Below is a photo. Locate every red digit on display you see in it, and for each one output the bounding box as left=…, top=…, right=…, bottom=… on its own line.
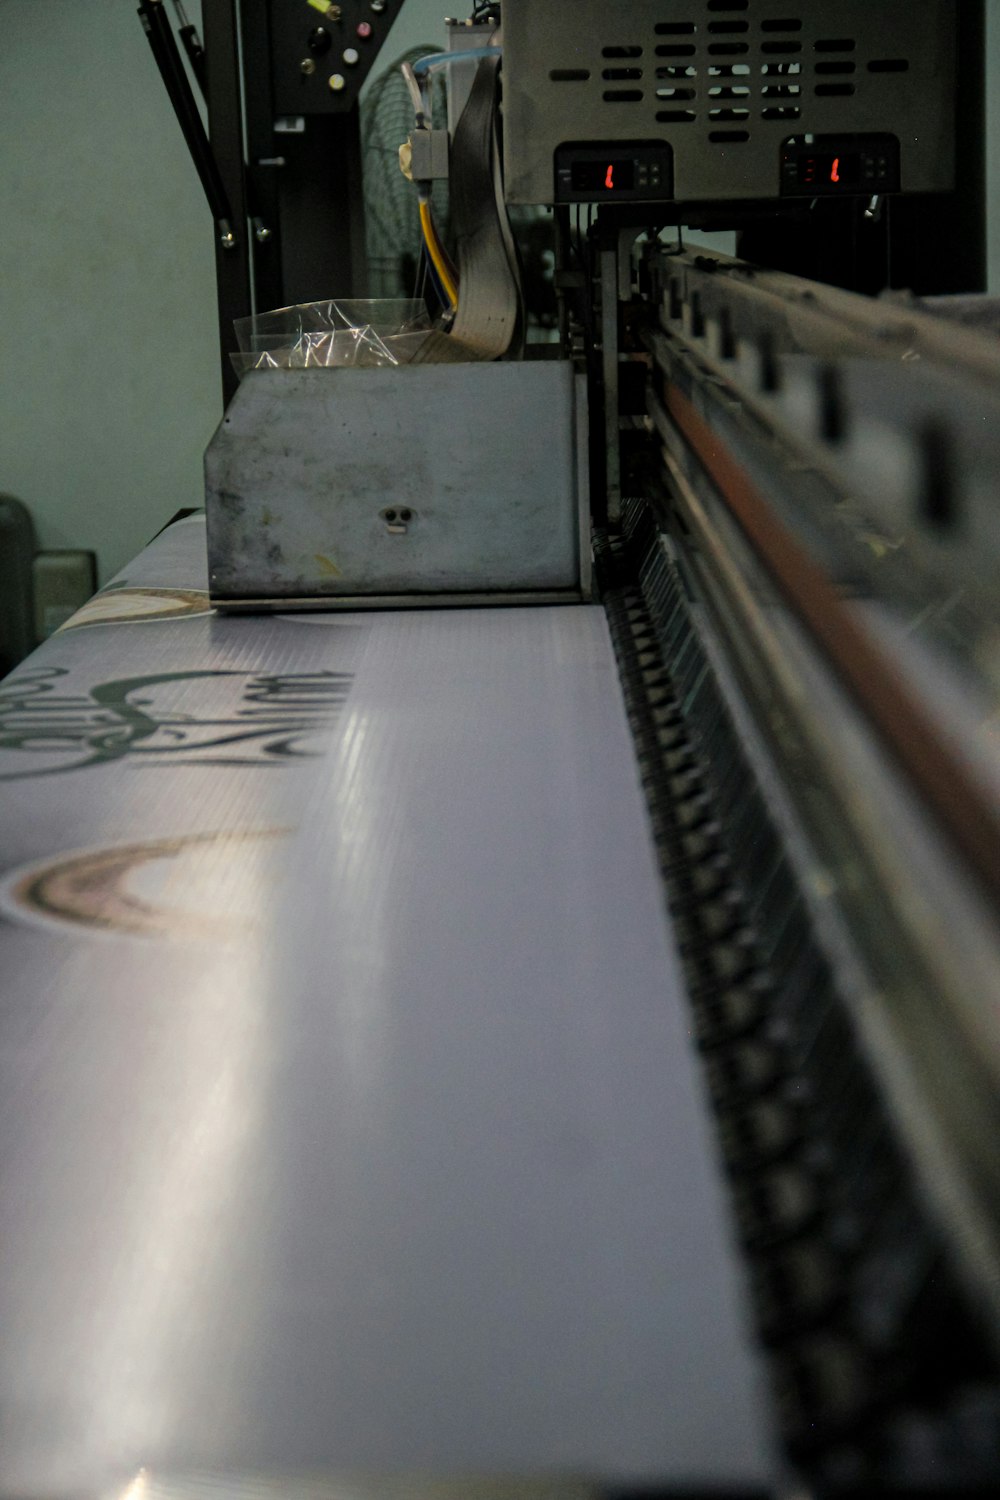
left=605, top=164, right=615, bottom=189
left=831, top=157, right=841, bottom=184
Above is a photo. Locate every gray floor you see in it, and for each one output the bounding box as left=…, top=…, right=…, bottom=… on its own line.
left=0, top=518, right=777, bottom=1496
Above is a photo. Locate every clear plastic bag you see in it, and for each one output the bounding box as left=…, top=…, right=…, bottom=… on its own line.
left=230, top=299, right=434, bottom=378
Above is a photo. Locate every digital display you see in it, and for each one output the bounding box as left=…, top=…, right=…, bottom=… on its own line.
left=797, top=151, right=861, bottom=189
left=780, top=136, right=898, bottom=200
left=570, top=159, right=636, bottom=192
left=556, top=143, right=671, bottom=202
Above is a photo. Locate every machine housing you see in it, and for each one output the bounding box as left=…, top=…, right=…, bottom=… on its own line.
left=502, top=0, right=957, bottom=206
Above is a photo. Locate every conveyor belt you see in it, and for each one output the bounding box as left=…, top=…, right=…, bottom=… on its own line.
left=0, top=517, right=777, bottom=1495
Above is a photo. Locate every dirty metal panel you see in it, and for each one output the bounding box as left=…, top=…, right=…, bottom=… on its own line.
left=0, top=516, right=778, bottom=1495
left=205, top=362, right=586, bottom=604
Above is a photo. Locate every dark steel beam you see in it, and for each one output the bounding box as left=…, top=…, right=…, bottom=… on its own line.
left=202, top=0, right=253, bottom=404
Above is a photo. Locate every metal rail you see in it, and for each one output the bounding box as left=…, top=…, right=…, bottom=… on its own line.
left=638, top=247, right=1000, bottom=1366
left=661, top=379, right=1000, bottom=913
left=644, top=248, right=1000, bottom=917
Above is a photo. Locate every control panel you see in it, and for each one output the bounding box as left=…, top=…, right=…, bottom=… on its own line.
left=270, top=0, right=405, bottom=115
left=554, top=142, right=675, bottom=204
left=780, top=134, right=901, bottom=197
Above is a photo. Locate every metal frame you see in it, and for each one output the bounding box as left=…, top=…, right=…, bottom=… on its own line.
left=202, top=0, right=406, bottom=403
left=640, top=247, right=1000, bottom=1351
left=203, top=0, right=253, bottom=404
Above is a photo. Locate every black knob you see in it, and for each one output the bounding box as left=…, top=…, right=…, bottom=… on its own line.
left=308, top=26, right=331, bottom=55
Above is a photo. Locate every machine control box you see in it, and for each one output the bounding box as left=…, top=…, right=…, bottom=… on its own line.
left=269, top=0, right=405, bottom=115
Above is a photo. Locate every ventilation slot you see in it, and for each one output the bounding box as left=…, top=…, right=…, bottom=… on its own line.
left=815, top=61, right=855, bottom=75
left=709, top=85, right=750, bottom=98
left=657, top=109, right=696, bottom=122
left=708, top=42, right=749, bottom=55
left=657, top=86, right=696, bottom=99
left=602, top=45, right=642, bottom=58
left=815, top=83, right=855, bottom=96
left=549, top=69, right=590, bottom=82
left=710, top=63, right=750, bottom=76
left=761, top=41, right=801, bottom=54
left=762, top=106, right=800, bottom=120
left=603, top=89, right=644, bottom=102
left=815, top=39, right=855, bottom=52
left=708, top=19, right=749, bottom=32
left=762, top=84, right=800, bottom=97
left=762, top=61, right=800, bottom=75
left=657, top=64, right=697, bottom=79
left=868, top=58, right=909, bottom=72
left=710, top=129, right=750, bottom=142
left=656, top=43, right=697, bottom=56
left=654, top=22, right=697, bottom=34
left=708, top=0, right=748, bottom=9
left=603, top=68, right=642, bottom=80
left=710, top=107, right=749, bottom=120
left=761, top=18, right=802, bottom=31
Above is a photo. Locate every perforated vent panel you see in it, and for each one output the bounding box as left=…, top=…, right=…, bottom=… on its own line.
left=504, top=0, right=955, bottom=204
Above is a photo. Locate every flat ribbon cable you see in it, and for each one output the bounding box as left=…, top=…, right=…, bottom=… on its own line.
left=442, top=56, right=522, bottom=360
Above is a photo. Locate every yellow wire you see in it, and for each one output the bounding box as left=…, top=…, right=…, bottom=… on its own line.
left=419, top=199, right=459, bottom=308
left=420, top=201, right=458, bottom=307
left=431, top=211, right=459, bottom=289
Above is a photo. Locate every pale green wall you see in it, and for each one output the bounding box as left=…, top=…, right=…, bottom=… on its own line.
left=0, top=0, right=221, bottom=585
left=376, top=0, right=449, bottom=67
left=0, top=1, right=997, bottom=585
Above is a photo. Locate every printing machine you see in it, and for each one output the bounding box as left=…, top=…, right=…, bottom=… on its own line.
left=2, top=2, right=999, bottom=1496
